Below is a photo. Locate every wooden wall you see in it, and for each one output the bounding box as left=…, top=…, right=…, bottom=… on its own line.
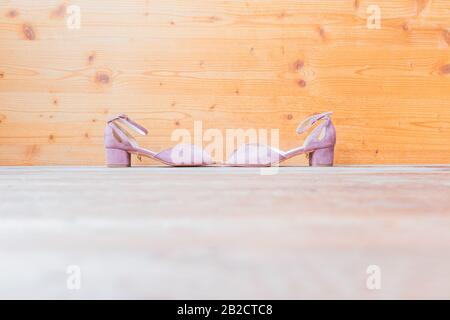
left=0, top=0, right=449, bottom=165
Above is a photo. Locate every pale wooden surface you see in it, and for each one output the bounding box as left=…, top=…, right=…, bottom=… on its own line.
left=0, top=166, right=450, bottom=299
left=1, top=0, right=450, bottom=165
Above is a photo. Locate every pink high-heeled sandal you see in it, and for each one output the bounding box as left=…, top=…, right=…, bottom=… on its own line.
left=104, top=114, right=214, bottom=167
left=225, top=111, right=336, bottom=167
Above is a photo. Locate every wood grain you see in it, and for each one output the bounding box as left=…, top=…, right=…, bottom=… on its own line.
left=0, top=0, right=450, bottom=165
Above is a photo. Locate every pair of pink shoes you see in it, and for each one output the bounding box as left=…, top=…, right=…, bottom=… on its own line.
left=104, top=112, right=336, bottom=167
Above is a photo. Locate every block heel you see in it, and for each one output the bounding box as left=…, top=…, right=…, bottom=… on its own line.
left=309, top=146, right=334, bottom=167
left=106, top=148, right=131, bottom=167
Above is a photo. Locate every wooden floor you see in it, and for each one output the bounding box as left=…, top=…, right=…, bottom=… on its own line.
left=1, top=166, right=450, bottom=299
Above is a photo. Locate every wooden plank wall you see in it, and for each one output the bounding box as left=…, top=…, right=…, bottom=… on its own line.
left=0, top=0, right=449, bottom=165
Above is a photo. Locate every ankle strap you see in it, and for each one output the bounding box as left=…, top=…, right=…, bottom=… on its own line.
left=108, top=114, right=148, bottom=136
left=296, top=111, right=332, bottom=134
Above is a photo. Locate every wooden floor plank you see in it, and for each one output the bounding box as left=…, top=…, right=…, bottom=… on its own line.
left=0, top=166, right=449, bottom=299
